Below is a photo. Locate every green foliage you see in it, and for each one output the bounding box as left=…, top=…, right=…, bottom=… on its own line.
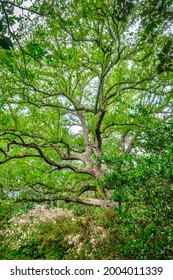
left=0, top=35, right=13, bottom=50
left=118, top=205, right=172, bottom=260
left=25, top=41, right=46, bottom=60
left=0, top=205, right=75, bottom=260
left=100, top=121, right=173, bottom=259
left=0, top=201, right=10, bottom=228
left=0, top=200, right=35, bottom=228
left=157, top=39, right=173, bottom=73
left=139, top=0, right=173, bottom=38
left=65, top=208, right=122, bottom=260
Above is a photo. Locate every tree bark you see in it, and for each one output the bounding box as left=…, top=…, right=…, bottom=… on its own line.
left=14, top=195, right=118, bottom=208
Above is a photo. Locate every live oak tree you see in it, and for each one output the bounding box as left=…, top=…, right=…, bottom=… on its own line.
left=0, top=0, right=173, bottom=207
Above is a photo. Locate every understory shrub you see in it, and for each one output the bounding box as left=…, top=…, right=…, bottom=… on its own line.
left=65, top=208, right=123, bottom=260
left=100, top=147, right=173, bottom=260
left=0, top=205, right=122, bottom=260
left=0, top=205, right=75, bottom=259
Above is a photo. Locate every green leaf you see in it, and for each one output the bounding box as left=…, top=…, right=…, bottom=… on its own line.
left=140, top=10, right=148, bottom=17
left=0, top=36, right=14, bottom=50
left=140, top=18, right=147, bottom=28
left=145, top=22, right=158, bottom=34
left=82, top=8, right=87, bottom=18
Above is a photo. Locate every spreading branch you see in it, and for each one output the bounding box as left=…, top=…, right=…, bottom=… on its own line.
left=0, top=1, right=46, bottom=16
left=14, top=195, right=117, bottom=208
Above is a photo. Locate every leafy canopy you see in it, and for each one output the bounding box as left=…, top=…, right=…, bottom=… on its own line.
left=0, top=0, right=172, bottom=207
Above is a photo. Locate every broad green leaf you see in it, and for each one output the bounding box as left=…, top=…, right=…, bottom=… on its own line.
left=0, top=36, right=14, bottom=50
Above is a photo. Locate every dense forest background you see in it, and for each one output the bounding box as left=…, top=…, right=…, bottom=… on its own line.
left=0, top=0, right=172, bottom=260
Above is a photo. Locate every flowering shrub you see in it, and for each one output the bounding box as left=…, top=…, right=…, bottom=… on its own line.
left=65, top=209, right=122, bottom=260
left=0, top=205, right=75, bottom=259
left=0, top=205, right=122, bottom=260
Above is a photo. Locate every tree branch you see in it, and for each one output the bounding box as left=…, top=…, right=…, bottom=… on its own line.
left=102, top=122, right=141, bottom=132
left=4, top=139, right=94, bottom=176
left=1, top=1, right=45, bottom=16
left=0, top=153, right=40, bottom=164
left=51, top=143, right=86, bottom=164
left=94, top=110, right=106, bottom=154
left=0, top=148, right=7, bottom=157
left=77, top=111, right=90, bottom=149
left=14, top=195, right=117, bottom=208
left=125, top=135, right=138, bottom=154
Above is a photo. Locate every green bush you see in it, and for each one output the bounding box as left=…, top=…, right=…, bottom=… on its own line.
left=0, top=205, right=75, bottom=260
left=65, top=208, right=123, bottom=260
left=100, top=128, right=173, bottom=259
left=0, top=205, right=123, bottom=260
